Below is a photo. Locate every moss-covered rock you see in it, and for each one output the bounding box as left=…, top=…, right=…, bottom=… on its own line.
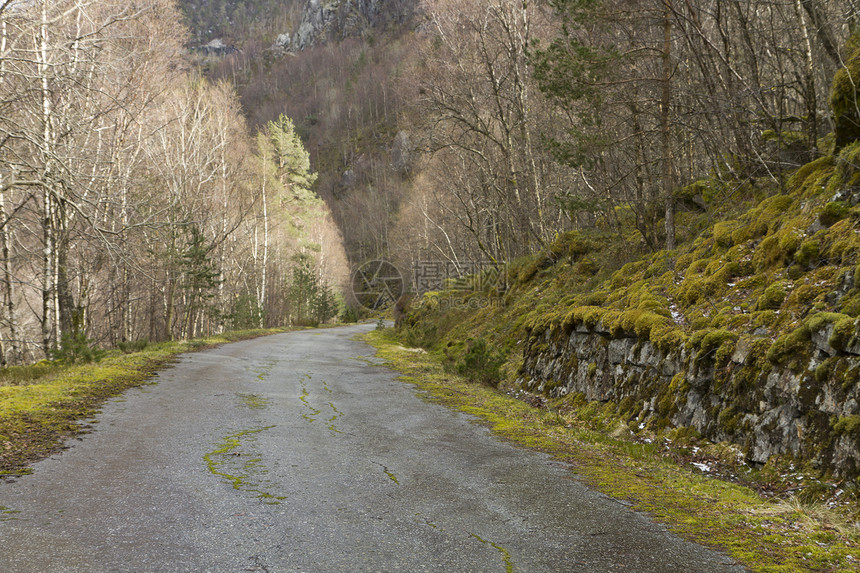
left=819, top=201, right=849, bottom=227
left=831, top=34, right=860, bottom=152
left=756, top=283, right=787, bottom=310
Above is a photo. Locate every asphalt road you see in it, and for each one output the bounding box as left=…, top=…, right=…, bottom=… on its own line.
left=0, top=323, right=746, bottom=572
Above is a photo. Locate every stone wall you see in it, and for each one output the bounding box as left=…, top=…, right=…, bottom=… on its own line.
left=518, top=318, right=860, bottom=477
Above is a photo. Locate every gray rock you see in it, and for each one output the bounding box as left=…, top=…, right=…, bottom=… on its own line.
left=520, top=319, right=860, bottom=477
left=731, top=337, right=753, bottom=364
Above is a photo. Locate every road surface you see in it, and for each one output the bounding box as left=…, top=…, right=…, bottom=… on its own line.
left=0, top=323, right=745, bottom=572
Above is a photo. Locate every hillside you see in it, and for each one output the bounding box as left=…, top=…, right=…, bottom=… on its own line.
left=396, top=79, right=860, bottom=483
left=177, top=0, right=417, bottom=264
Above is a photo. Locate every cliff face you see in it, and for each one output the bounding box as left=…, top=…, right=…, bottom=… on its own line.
left=520, top=308, right=860, bottom=477
left=283, top=0, right=416, bottom=51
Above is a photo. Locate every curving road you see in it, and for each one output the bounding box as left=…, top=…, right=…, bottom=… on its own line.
left=0, top=323, right=746, bottom=572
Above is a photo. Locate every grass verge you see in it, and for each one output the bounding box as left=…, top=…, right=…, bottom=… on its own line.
left=365, top=327, right=860, bottom=573
left=0, top=328, right=291, bottom=477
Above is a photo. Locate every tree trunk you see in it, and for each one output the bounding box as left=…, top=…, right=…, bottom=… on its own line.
left=661, top=0, right=676, bottom=250
left=794, top=0, right=818, bottom=153
left=0, top=180, right=20, bottom=365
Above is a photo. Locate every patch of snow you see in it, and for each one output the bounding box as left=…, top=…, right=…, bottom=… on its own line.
left=692, top=462, right=711, bottom=472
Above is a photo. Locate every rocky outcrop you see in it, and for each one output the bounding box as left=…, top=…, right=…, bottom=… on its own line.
left=279, top=0, right=416, bottom=51
left=191, top=38, right=239, bottom=57
left=519, top=315, right=860, bottom=477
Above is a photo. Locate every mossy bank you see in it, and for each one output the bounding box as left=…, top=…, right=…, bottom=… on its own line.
left=396, top=58, right=860, bottom=483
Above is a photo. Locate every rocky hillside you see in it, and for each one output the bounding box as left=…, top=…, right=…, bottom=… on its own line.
left=397, top=51, right=860, bottom=479
left=282, top=0, right=416, bottom=51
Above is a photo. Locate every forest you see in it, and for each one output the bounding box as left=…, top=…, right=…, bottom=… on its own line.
left=0, top=0, right=347, bottom=366
left=199, top=0, right=859, bottom=269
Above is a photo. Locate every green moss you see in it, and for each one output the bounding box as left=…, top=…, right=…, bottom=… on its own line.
left=610, top=260, right=649, bottom=289
left=788, top=155, right=835, bottom=191
left=756, top=283, right=787, bottom=310
left=650, top=323, right=687, bottom=353
left=778, top=230, right=801, bottom=259
left=755, top=231, right=801, bottom=271
left=767, top=323, right=812, bottom=367
left=629, top=310, right=672, bottom=339
left=832, top=415, right=860, bottom=436
left=203, top=425, right=286, bottom=504
left=829, top=316, right=858, bottom=351
left=584, top=290, right=608, bottom=306
left=745, top=194, right=795, bottom=241
left=820, top=202, right=850, bottom=227
left=796, top=240, right=821, bottom=268
left=713, top=221, right=738, bottom=249
left=693, top=329, right=739, bottom=364
left=831, top=35, right=860, bottom=151
left=238, top=393, right=269, bottom=410
left=785, top=284, right=819, bottom=310
left=717, top=405, right=741, bottom=434
left=807, top=312, right=851, bottom=333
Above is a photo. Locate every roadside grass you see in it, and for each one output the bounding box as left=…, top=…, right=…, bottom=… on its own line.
left=0, top=328, right=291, bottom=477
left=365, top=327, right=860, bottom=573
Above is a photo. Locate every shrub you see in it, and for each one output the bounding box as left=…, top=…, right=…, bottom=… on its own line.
left=117, top=339, right=149, bottom=354
left=339, top=304, right=359, bottom=323
left=51, top=332, right=104, bottom=364
left=455, top=337, right=506, bottom=387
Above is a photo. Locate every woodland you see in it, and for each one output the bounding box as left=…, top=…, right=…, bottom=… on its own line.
left=0, top=0, right=858, bottom=366
left=200, top=0, right=858, bottom=268
left=0, top=0, right=347, bottom=366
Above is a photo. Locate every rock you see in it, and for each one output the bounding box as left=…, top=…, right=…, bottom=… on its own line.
left=288, top=0, right=415, bottom=51
left=810, top=322, right=837, bottom=356
left=832, top=49, right=860, bottom=151
left=192, top=38, right=238, bottom=57
left=341, top=169, right=356, bottom=187
left=607, top=338, right=634, bottom=365
left=731, top=337, right=753, bottom=364
left=807, top=217, right=826, bottom=235
left=520, top=319, right=860, bottom=478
